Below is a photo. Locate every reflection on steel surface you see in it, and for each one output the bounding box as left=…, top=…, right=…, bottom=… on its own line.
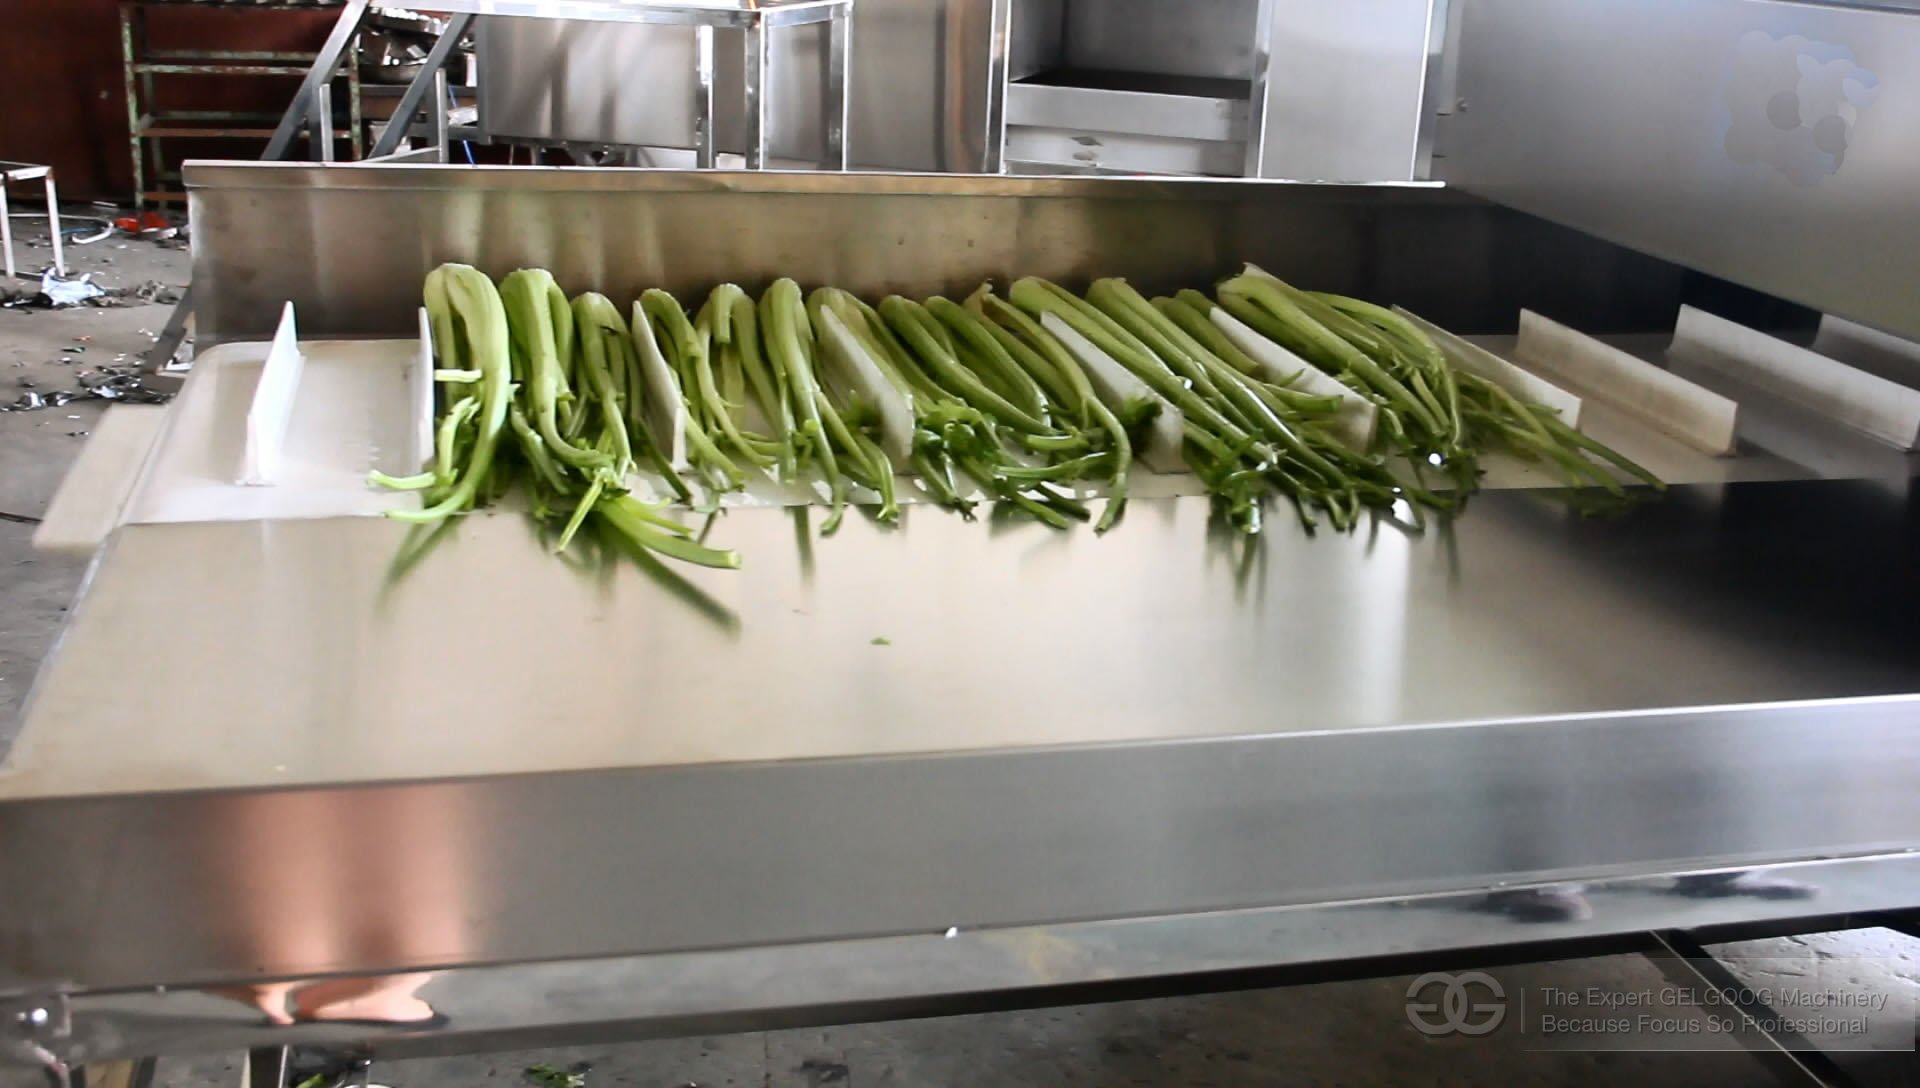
left=13, top=483, right=1920, bottom=798
left=4, top=479, right=1920, bottom=996
left=1255, top=0, right=1438, bottom=181
left=1721, top=31, right=1879, bottom=186
left=178, top=164, right=1688, bottom=348
left=1440, top=0, right=1920, bottom=341
left=22, top=854, right=1920, bottom=1068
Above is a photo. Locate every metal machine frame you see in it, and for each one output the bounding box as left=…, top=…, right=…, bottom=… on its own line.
left=138, top=0, right=857, bottom=377
left=442, top=0, right=855, bottom=171
left=20, top=0, right=1920, bottom=1082
left=6, top=164, right=1920, bottom=1086
left=119, top=0, right=367, bottom=209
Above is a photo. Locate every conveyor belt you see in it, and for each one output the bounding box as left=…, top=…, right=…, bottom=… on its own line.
left=8, top=473, right=1920, bottom=799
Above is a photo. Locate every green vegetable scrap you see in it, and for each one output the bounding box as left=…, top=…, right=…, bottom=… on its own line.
left=524, top=1064, right=588, bottom=1088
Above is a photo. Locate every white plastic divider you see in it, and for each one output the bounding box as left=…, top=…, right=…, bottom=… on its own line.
left=1811, top=314, right=1920, bottom=390
left=409, top=306, right=437, bottom=472
left=631, top=300, right=691, bottom=470
left=240, top=302, right=304, bottom=485
left=1042, top=311, right=1186, bottom=473
left=1669, top=306, right=1920, bottom=451
left=1206, top=307, right=1377, bottom=451
left=817, top=307, right=915, bottom=470
left=1393, top=307, right=1583, bottom=429
left=119, top=310, right=428, bottom=527
left=1513, top=310, right=1738, bottom=456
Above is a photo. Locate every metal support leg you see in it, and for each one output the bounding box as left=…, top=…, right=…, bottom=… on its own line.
left=743, top=21, right=770, bottom=169
left=243, top=1046, right=289, bottom=1088
left=311, top=83, right=335, bottom=163
left=1242, top=0, right=1276, bottom=178
left=263, top=0, right=371, bottom=161
left=347, top=42, right=365, bottom=160
left=983, top=0, right=1012, bottom=174
left=135, top=5, right=156, bottom=152
left=824, top=12, right=851, bottom=170
left=0, top=184, right=13, bottom=280
left=694, top=24, right=717, bottom=169
left=366, top=11, right=475, bottom=160
left=141, top=284, right=193, bottom=379
left=45, top=173, right=66, bottom=278
left=432, top=69, right=451, bottom=162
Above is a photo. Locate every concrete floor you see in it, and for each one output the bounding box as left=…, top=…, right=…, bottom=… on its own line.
left=3, top=225, right=1918, bottom=1087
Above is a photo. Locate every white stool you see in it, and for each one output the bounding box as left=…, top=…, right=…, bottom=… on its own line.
left=0, top=161, right=67, bottom=279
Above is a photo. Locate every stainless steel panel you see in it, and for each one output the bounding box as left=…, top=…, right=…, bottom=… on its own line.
left=1005, top=125, right=1245, bottom=175
left=5, top=581, right=1920, bottom=990
left=478, top=0, right=1005, bottom=172
left=1005, top=82, right=1246, bottom=142
left=1413, top=0, right=1451, bottom=179
left=28, top=476, right=1920, bottom=798
left=178, top=164, right=1693, bottom=345
left=1440, top=0, right=1920, bottom=343
left=1061, top=0, right=1258, bottom=80
left=1242, top=0, right=1275, bottom=176
left=1259, top=0, right=1437, bottom=180
left=476, top=17, right=832, bottom=161
left=983, top=0, right=1012, bottom=172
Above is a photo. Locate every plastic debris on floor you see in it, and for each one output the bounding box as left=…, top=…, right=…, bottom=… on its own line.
left=1, top=363, right=174, bottom=412
left=2, top=275, right=181, bottom=310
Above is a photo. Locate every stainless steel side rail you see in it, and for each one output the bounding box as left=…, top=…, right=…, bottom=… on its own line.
left=5, top=854, right=1918, bottom=1083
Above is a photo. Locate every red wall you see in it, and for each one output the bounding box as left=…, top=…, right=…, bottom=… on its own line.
left=0, top=0, right=337, bottom=201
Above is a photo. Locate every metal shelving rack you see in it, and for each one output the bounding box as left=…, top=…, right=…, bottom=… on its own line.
left=119, top=0, right=364, bottom=208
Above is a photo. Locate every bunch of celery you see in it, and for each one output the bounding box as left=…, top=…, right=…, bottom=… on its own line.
left=372, top=264, right=740, bottom=570
left=1215, top=267, right=1662, bottom=501
left=844, top=288, right=1138, bottom=531
left=643, top=280, right=1142, bottom=533
left=625, top=279, right=898, bottom=535
left=1009, top=277, right=1432, bottom=533
left=381, top=264, right=1665, bottom=565
left=1217, top=269, right=1468, bottom=486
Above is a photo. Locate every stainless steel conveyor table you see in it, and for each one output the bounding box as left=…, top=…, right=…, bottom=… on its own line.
left=3, top=166, right=1920, bottom=1086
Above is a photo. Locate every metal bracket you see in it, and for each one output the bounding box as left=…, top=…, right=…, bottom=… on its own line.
left=1, top=994, right=74, bottom=1088
left=1647, top=931, right=1859, bottom=1088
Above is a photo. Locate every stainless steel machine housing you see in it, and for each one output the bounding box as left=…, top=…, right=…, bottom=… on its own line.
left=476, top=0, right=1446, bottom=181
left=7, top=0, right=1920, bottom=1077
left=1, top=161, right=1917, bottom=1076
